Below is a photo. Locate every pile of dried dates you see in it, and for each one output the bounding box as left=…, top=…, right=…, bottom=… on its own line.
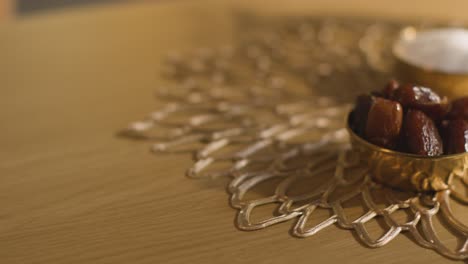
left=350, top=80, right=468, bottom=156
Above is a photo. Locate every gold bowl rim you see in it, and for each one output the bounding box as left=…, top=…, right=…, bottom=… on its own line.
left=393, top=26, right=468, bottom=77
left=346, top=112, right=468, bottom=161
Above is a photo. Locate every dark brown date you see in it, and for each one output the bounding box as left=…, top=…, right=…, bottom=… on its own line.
left=447, top=97, right=468, bottom=120
left=382, top=79, right=400, bottom=99
left=403, top=109, right=443, bottom=156
left=443, top=119, right=468, bottom=154
left=365, top=97, right=403, bottom=149
left=392, top=84, right=449, bottom=120
left=352, top=95, right=375, bottom=136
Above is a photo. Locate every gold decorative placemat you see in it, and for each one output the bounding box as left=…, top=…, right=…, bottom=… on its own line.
left=121, top=15, right=467, bottom=261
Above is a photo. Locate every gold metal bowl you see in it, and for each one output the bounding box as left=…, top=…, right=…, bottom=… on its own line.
left=347, top=114, right=468, bottom=192
left=393, top=27, right=468, bottom=99
left=395, top=60, right=468, bottom=99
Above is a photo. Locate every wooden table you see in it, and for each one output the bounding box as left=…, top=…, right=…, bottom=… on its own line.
left=1, top=1, right=466, bottom=263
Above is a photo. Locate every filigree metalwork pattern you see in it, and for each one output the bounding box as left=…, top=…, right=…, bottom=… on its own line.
left=121, top=16, right=467, bottom=260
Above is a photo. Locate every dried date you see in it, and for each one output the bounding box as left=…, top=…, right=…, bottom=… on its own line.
left=403, top=110, right=443, bottom=156
left=365, top=98, right=403, bottom=149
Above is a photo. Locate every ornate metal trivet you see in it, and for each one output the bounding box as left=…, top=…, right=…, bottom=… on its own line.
left=121, top=15, right=467, bottom=260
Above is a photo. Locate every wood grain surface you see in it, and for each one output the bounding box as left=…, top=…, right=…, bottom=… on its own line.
left=1, top=1, right=467, bottom=263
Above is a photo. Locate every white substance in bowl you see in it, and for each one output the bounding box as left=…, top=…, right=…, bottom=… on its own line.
left=394, top=28, right=468, bottom=74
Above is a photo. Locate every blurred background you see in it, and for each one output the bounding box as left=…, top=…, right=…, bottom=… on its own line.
left=0, top=0, right=135, bottom=20
left=2, top=0, right=468, bottom=22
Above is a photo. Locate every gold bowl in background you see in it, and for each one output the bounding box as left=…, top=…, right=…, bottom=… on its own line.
left=347, top=114, right=468, bottom=192
left=395, top=60, right=468, bottom=99
left=393, top=27, right=468, bottom=99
